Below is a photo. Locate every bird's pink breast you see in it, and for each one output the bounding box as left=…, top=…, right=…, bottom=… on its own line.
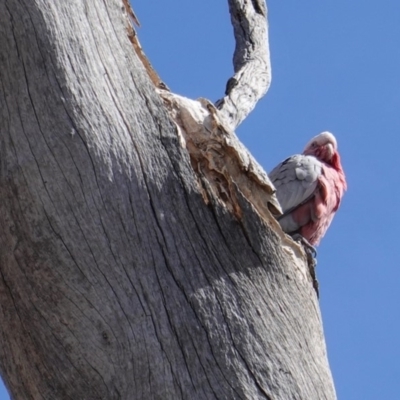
left=292, top=164, right=345, bottom=245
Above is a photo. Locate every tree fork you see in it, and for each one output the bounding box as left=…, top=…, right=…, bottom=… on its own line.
left=0, top=0, right=336, bottom=399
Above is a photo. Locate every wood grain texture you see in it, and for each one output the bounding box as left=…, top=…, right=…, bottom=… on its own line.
left=0, top=1, right=335, bottom=399
left=215, top=0, right=272, bottom=130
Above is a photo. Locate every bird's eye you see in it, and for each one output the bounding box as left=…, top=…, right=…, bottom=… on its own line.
left=311, top=142, right=317, bottom=148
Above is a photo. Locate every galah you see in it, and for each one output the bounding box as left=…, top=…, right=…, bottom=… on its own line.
left=269, top=131, right=347, bottom=247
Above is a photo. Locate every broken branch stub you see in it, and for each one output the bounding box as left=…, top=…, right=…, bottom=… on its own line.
left=160, top=91, right=282, bottom=225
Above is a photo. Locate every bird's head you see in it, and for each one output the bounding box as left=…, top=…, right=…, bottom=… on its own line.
left=303, top=131, right=338, bottom=163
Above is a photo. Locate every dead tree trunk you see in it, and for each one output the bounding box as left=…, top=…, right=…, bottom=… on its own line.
left=0, top=1, right=336, bottom=399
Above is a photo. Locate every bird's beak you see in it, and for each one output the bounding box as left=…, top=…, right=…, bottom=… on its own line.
left=326, top=143, right=334, bottom=160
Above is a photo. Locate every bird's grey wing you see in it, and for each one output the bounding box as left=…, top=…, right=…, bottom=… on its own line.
left=269, top=154, right=322, bottom=214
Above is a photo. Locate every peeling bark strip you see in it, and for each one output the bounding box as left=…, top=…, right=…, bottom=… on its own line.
left=0, top=0, right=336, bottom=399
left=122, top=0, right=169, bottom=90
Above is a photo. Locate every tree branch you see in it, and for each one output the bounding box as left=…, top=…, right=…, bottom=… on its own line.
left=127, top=0, right=271, bottom=131
left=216, top=0, right=272, bottom=130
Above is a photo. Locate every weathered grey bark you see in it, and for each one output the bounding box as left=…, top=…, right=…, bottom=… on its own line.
left=0, top=1, right=336, bottom=399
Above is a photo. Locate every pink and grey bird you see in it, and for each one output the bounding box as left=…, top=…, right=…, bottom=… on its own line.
left=269, top=132, right=347, bottom=246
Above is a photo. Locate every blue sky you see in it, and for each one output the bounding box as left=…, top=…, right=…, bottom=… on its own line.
left=1, top=1, right=400, bottom=398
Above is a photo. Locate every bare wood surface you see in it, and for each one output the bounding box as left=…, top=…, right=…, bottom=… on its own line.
left=0, top=1, right=336, bottom=399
